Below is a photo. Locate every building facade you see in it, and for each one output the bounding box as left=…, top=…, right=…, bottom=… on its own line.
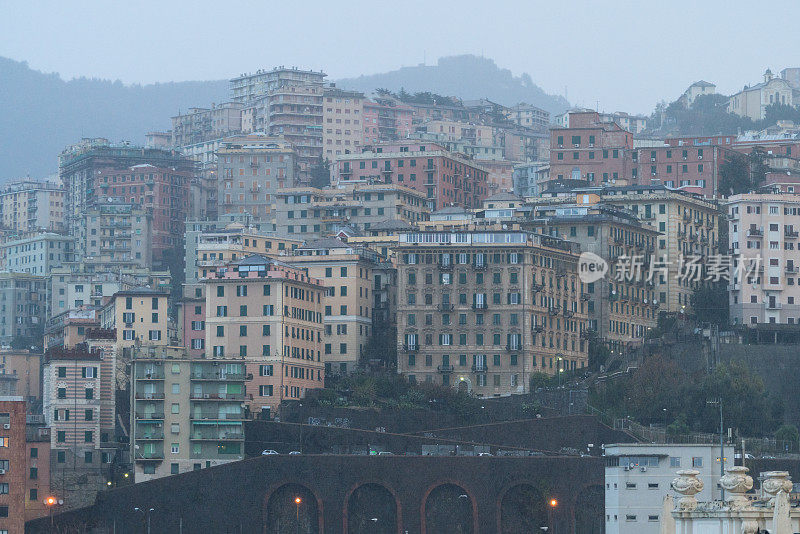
left=84, top=203, right=153, bottom=269
left=171, top=102, right=243, bottom=148
left=362, top=98, right=413, bottom=144
left=272, top=184, right=430, bottom=242
left=0, top=397, right=26, bottom=534
left=605, top=443, right=732, bottom=534
left=217, top=135, right=297, bottom=220
left=727, top=69, right=800, bottom=121
left=203, top=255, right=325, bottom=417
left=130, top=346, right=245, bottom=482
left=726, top=193, right=800, bottom=325
left=0, top=233, right=74, bottom=275
left=395, top=231, right=589, bottom=396
left=0, top=180, right=65, bottom=234
left=0, top=273, right=47, bottom=345
left=333, top=141, right=491, bottom=211
left=58, top=138, right=194, bottom=265
left=323, top=87, right=365, bottom=159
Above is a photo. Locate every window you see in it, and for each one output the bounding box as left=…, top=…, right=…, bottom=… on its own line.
left=84, top=451, right=93, bottom=463
left=171, top=463, right=179, bottom=474
left=670, top=457, right=681, bottom=468
left=171, top=443, right=179, bottom=454
left=692, top=457, right=703, bottom=467
left=85, top=431, right=93, bottom=443
left=259, top=385, right=273, bottom=396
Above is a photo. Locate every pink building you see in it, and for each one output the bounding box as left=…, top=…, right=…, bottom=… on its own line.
left=180, top=286, right=206, bottom=358
left=363, top=99, right=413, bottom=144
left=333, top=141, right=490, bottom=211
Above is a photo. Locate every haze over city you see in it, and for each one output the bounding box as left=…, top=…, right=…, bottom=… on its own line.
left=2, top=0, right=799, bottom=113
left=5, top=2, right=800, bottom=533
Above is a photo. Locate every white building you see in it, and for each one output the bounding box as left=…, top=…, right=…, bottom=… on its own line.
left=605, top=443, right=733, bottom=534
left=728, top=69, right=800, bottom=122
left=1, top=232, right=75, bottom=275
left=679, top=81, right=716, bottom=107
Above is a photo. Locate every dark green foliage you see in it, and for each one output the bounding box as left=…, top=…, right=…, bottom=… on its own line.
left=590, top=355, right=782, bottom=437
left=309, top=157, right=331, bottom=189
left=691, top=283, right=730, bottom=326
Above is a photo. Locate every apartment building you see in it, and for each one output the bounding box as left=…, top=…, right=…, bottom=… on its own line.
left=0, top=232, right=74, bottom=275
left=171, top=102, right=243, bottom=148
left=333, top=141, right=491, bottom=211
left=203, top=255, right=325, bottom=417
left=363, top=98, right=413, bottom=144
left=536, top=204, right=660, bottom=352
left=101, top=288, right=171, bottom=356
left=504, top=103, right=550, bottom=129
left=512, top=162, right=549, bottom=197
left=289, top=239, right=386, bottom=374
left=605, top=443, right=732, bottom=534
left=84, top=203, right=152, bottom=269
left=44, top=308, right=100, bottom=351
left=273, top=184, right=430, bottom=242
left=549, top=111, right=635, bottom=188
left=58, top=138, right=194, bottom=263
left=395, top=231, right=589, bottom=396
left=590, top=186, right=720, bottom=313
left=217, top=135, right=297, bottom=219
left=0, top=272, right=47, bottom=345
left=24, top=421, right=51, bottom=522
left=555, top=109, right=648, bottom=134
left=323, top=87, right=365, bottom=158
left=634, top=143, right=739, bottom=197
left=0, top=397, right=26, bottom=534
left=414, top=119, right=495, bottom=147
left=230, top=67, right=326, bottom=106
left=191, top=224, right=303, bottom=282
left=130, top=346, right=245, bottom=482
left=0, top=350, right=40, bottom=403
left=0, top=179, right=65, bottom=233
left=42, top=344, right=116, bottom=506
left=49, top=262, right=170, bottom=319
left=726, top=193, right=800, bottom=325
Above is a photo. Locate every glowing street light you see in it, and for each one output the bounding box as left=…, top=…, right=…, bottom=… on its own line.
left=549, top=498, right=558, bottom=508
left=294, top=496, right=302, bottom=534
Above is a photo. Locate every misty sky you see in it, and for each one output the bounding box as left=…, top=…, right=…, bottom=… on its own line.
left=2, top=0, right=800, bottom=114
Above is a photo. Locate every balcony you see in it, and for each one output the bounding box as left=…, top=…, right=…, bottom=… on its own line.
left=135, top=451, right=164, bottom=461
left=437, top=365, right=454, bottom=373
left=548, top=307, right=560, bottom=316
left=134, top=412, right=165, bottom=420
left=134, top=392, right=165, bottom=400
left=402, top=344, right=419, bottom=352
left=563, top=309, right=575, bottom=318
left=580, top=292, right=591, bottom=301
left=473, top=263, right=487, bottom=271
left=190, top=372, right=246, bottom=381
left=190, top=412, right=245, bottom=421
left=505, top=345, right=521, bottom=352
left=438, top=262, right=453, bottom=271
left=532, top=283, right=545, bottom=293
left=438, top=303, right=454, bottom=311
left=786, top=230, right=799, bottom=239
left=190, top=393, right=246, bottom=401
left=135, top=370, right=165, bottom=380
left=767, top=302, right=783, bottom=310
left=135, top=432, right=164, bottom=441
left=532, top=324, right=544, bottom=334
left=472, top=302, right=488, bottom=310
left=787, top=266, right=799, bottom=274
left=471, top=363, right=488, bottom=372
left=746, top=228, right=763, bottom=238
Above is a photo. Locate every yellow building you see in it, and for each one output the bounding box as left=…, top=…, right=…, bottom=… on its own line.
left=289, top=238, right=394, bottom=374
left=203, top=255, right=325, bottom=417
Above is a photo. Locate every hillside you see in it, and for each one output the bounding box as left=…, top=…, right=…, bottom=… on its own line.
left=0, top=57, right=228, bottom=179
left=336, top=54, right=569, bottom=115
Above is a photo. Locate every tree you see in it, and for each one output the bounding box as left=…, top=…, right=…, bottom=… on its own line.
left=748, top=148, right=770, bottom=187
left=719, top=154, right=751, bottom=195
left=691, top=283, right=729, bottom=326
left=627, top=355, right=686, bottom=425
left=309, top=157, right=331, bottom=189
left=587, top=337, right=610, bottom=369
left=764, top=103, right=800, bottom=124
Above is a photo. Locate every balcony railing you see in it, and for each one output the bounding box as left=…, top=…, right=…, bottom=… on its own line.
left=746, top=228, right=763, bottom=238
left=134, top=393, right=165, bottom=400
left=786, top=230, right=799, bottom=239
left=438, top=303, right=454, bottom=311
left=581, top=292, right=591, bottom=301
left=472, top=303, right=488, bottom=310
left=767, top=302, right=783, bottom=310
left=135, top=452, right=164, bottom=460
left=402, top=344, right=419, bottom=352
left=563, top=310, right=575, bottom=318
left=190, top=372, right=246, bottom=381
left=135, top=433, right=164, bottom=440
left=437, top=365, right=454, bottom=373
left=438, top=263, right=453, bottom=271
left=531, top=283, right=545, bottom=293
left=134, top=412, right=165, bottom=420
left=190, top=412, right=245, bottom=421
left=471, top=363, right=488, bottom=372
left=548, top=307, right=560, bottom=316
left=190, top=393, right=246, bottom=401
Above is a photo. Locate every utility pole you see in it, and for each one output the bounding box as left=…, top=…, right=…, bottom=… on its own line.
left=707, top=398, right=725, bottom=500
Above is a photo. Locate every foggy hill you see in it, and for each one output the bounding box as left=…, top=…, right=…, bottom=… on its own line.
left=0, top=56, right=228, bottom=179
left=336, top=54, right=569, bottom=115
left=0, top=54, right=568, bottom=180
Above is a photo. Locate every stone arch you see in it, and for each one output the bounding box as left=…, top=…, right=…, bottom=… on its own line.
left=343, top=481, right=401, bottom=534
left=497, top=482, right=549, bottom=534
left=455, top=375, right=472, bottom=393
left=264, top=482, right=322, bottom=534
left=574, top=483, right=604, bottom=534
left=421, top=481, right=477, bottom=534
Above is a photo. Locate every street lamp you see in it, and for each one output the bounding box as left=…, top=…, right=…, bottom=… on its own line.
left=556, top=357, right=563, bottom=387
left=134, top=507, right=155, bottom=534
left=548, top=498, right=558, bottom=533
left=294, top=497, right=302, bottom=534
left=45, top=496, right=62, bottom=530
left=663, top=408, right=668, bottom=441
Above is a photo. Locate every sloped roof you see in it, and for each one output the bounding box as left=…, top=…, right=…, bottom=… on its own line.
left=485, top=191, right=522, bottom=202
left=298, top=237, right=349, bottom=250
left=369, top=219, right=413, bottom=231
left=434, top=206, right=469, bottom=215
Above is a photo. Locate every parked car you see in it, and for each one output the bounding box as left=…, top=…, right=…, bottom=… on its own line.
left=377, top=451, right=394, bottom=456
left=477, top=452, right=493, bottom=457
left=261, top=449, right=279, bottom=456
left=288, top=451, right=302, bottom=455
